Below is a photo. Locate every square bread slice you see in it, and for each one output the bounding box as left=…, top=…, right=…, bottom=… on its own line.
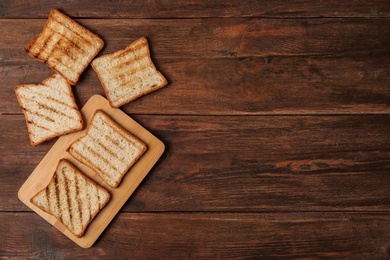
left=14, top=74, right=84, bottom=146
left=31, top=159, right=110, bottom=238
left=67, top=110, right=147, bottom=188
left=91, top=37, right=168, bottom=108
left=24, top=9, right=104, bottom=85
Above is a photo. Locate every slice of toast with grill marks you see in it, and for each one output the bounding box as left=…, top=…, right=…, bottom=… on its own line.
left=91, top=37, right=167, bottom=108
left=67, top=110, right=147, bottom=188
left=24, top=9, right=104, bottom=85
left=14, top=74, right=84, bottom=146
left=31, top=159, right=110, bottom=238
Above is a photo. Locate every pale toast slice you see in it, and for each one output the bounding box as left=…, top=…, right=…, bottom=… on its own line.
left=24, top=9, right=104, bottom=85
left=14, top=74, right=84, bottom=146
left=67, top=110, right=147, bottom=188
left=91, top=37, right=167, bottom=108
left=31, top=159, right=110, bottom=238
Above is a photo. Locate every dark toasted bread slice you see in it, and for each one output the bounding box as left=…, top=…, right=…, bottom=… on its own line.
left=24, top=9, right=104, bottom=85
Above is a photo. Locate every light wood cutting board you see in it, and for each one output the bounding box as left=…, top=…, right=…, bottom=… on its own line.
left=18, top=94, right=165, bottom=248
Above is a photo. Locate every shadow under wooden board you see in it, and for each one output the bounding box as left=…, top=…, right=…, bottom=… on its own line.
left=18, top=94, right=165, bottom=248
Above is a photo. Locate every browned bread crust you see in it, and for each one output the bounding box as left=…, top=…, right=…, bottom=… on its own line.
left=24, top=9, right=104, bottom=85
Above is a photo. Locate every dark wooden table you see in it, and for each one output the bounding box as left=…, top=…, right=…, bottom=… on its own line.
left=1, top=1, right=390, bottom=258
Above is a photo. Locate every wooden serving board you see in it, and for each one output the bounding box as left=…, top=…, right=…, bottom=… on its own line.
left=18, top=95, right=165, bottom=248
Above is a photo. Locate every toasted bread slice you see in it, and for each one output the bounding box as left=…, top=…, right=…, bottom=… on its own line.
left=14, top=74, right=84, bottom=146
left=31, top=159, right=110, bottom=238
left=91, top=37, right=167, bottom=108
left=67, top=110, right=147, bottom=188
left=24, top=9, right=104, bottom=85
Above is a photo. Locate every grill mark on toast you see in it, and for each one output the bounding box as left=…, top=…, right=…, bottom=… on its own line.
left=24, top=112, right=53, bottom=130
left=88, top=132, right=127, bottom=170
left=114, top=40, right=147, bottom=59
left=125, top=39, right=148, bottom=52
left=54, top=174, right=62, bottom=220
left=61, top=167, right=74, bottom=232
left=24, top=38, right=38, bottom=56
left=94, top=118, right=130, bottom=147
left=111, top=62, right=152, bottom=91
left=49, top=47, right=78, bottom=71
left=70, top=148, right=114, bottom=183
left=107, top=67, right=150, bottom=91
left=45, top=186, right=50, bottom=212
left=49, top=38, right=80, bottom=68
left=41, top=32, right=58, bottom=63
left=40, top=82, right=74, bottom=103
left=56, top=170, right=67, bottom=224
left=111, top=49, right=126, bottom=59
left=24, top=111, right=55, bottom=132
left=97, top=114, right=145, bottom=148
left=30, top=89, right=74, bottom=109
left=21, top=96, right=77, bottom=127
left=30, top=119, right=52, bottom=131
left=36, top=103, right=57, bottom=116
left=38, top=83, right=78, bottom=110
left=93, top=129, right=129, bottom=166
left=51, top=13, right=95, bottom=46
left=75, top=174, right=83, bottom=231
left=29, top=31, right=54, bottom=60
left=25, top=114, right=53, bottom=132
left=46, top=23, right=87, bottom=55
left=96, top=186, right=101, bottom=208
left=108, top=48, right=148, bottom=73
left=84, top=178, right=91, bottom=221
left=79, top=139, right=122, bottom=176
left=47, top=179, right=56, bottom=217
left=44, top=52, right=78, bottom=75
left=28, top=88, right=78, bottom=117
left=45, top=28, right=87, bottom=66
left=111, top=75, right=145, bottom=96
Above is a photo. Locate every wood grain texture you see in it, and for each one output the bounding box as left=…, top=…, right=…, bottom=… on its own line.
left=1, top=212, right=390, bottom=258
left=1, top=1, right=389, bottom=256
left=3, top=55, right=389, bottom=115
left=1, top=18, right=389, bottom=114
left=1, top=18, right=389, bottom=59
left=0, top=0, right=389, bottom=18
left=2, top=114, right=389, bottom=212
